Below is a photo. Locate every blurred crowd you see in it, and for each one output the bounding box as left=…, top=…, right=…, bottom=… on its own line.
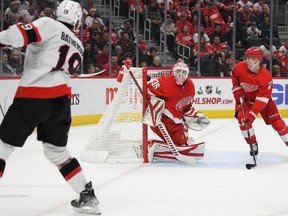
left=0, top=0, right=287, bottom=77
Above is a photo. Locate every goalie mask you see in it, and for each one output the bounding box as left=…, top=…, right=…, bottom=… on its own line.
left=57, top=0, right=83, bottom=31
left=172, top=62, right=189, bottom=85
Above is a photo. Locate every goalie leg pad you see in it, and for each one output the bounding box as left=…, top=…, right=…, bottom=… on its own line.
left=149, top=141, right=205, bottom=162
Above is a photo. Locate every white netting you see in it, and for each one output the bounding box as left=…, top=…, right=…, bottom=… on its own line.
left=80, top=67, right=171, bottom=163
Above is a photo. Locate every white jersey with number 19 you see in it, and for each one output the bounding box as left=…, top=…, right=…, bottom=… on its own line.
left=0, top=17, right=84, bottom=99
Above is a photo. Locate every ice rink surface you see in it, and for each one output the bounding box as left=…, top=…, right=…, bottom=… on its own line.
left=1, top=118, right=288, bottom=216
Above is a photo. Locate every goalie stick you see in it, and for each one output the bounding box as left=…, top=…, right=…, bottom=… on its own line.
left=128, top=68, right=196, bottom=165
left=240, top=97, right=257, bottom=170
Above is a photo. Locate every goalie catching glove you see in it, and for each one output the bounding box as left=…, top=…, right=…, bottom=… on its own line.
left=183, top=107, right=210, bottom=131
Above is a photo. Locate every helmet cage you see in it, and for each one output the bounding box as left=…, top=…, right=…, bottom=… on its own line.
left=173, top=62, right=189, bottom=85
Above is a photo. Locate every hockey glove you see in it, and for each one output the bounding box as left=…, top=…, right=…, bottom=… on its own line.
left=232, top=86, right=245, bottom=103
left=184, top=108, right=210, bottom=131
left=242, top=109, right=257, bottom=125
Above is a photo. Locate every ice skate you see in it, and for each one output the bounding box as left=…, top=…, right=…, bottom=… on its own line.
left=71, top=181, right=101, bottom=215
left=250, top=143, right=258, bottom=156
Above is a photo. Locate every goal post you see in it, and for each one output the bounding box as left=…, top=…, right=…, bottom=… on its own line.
left=80, top=67, right=172, bottom=163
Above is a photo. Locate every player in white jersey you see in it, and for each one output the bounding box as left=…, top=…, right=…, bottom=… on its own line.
left=0, top=1, right=100, bottom=215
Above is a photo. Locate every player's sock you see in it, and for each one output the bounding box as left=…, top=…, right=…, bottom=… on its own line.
left=59, top=157, right=87, bottom=193
left=0, top=159, right=6, bottom=180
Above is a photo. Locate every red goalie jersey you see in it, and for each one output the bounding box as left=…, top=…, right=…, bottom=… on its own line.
left=147, top=74, right=195, bottom=124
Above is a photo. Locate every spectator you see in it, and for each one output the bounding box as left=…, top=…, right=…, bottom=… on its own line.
left=113, top=45, right=126, bottom=66
left=85, top=6, right=101, bottom=28
left=216, top=0, right=234, bottom=20
left=192, top=35, right=212, bottom=76
left=9, top=49, right=23, bottom=75
left=117, top=19, right=136, bottom=42
left=175, top=2, right=191, bottom=21
left=86, top=63, right=96, bottom=74
left=116, top=31, right=136, bottom=59
left=209, top=23, right=227, bottom=44
left=279, top=51, right=288, bottom=77
left=260, top=37, right=280, bottom=73
left=246, top=21, right=261, bottom=39
left=88, top=18, right=105, bottom=37
left=202, top=15, right=215, bottom=36
left=278, top=39, right=288, bottom=58
left=236, top=5, right=255, bottom=28
left=175, top=12, right=193, bottom=34
left=225, top=22, right=243, bottom=50
left=19, top=0, right=29, bottom=11
left=41, top=5, right=56, bottom=19
left=147, top=46, right=157, bottom=67
left=138, top=45, right=150, bottom=66
left=144, top=0, right=162, bottom=43
left=202, top=1, right=224, bottom=26
left=20, top=1, right=37, bottom=23
left=160, top=14, right=176, bottom=53
left=222, top=15, right=233, bottom=35
left=190, top=14, right=198, bottom=35
left=236, top=0, right=253, bottom=13
left=102, top=55, right=121, bottom=76
left=83, top=0, right=97, bottom=13
left=5, top=0, right=23, bottom=22
left=258, top=16, right=279, bottom=38
left=255, top=4, right=270, bottom=25
left=193, top=27, right=211, bottom=45
left=96, top=45, right=109, bottom=69
left=176, top=24, right=193, bottom=46
left=210, top=36, right=225, bottom=57
left=110, top=22, right=120, bottom=46
left=83, top=42, right=96, bottom=73
left=152, top=56, right=162, bottom=67
left=0, top=52, right=15, bottom=76
left=253, top=0, right=269, bottom=14
left=3, top=13, right=18, bottom=30
left=139, top=57, right=148, bottom=68
left=89, top=31, right=102, bottom=54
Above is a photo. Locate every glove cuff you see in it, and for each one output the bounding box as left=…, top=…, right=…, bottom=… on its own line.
left=249, top=109, right=258, bottom=119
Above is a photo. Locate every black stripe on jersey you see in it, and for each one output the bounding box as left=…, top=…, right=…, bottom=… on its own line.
left=18, top=24, right=41, bottom=45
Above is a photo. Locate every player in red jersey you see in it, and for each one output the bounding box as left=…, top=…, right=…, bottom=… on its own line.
left=232, top=46, right=288, bottom=156
left=146, top=62, right=209, bottom=162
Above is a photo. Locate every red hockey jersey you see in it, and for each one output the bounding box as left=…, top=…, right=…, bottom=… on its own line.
left=232, top=61, right=272, bottom=114
left=147, top=74, right=195, bottom=124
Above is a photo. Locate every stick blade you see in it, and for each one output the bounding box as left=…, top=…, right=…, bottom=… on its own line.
left=246, top=163, right=257, bottom=170
left=176, top=155, right=196, bottom=165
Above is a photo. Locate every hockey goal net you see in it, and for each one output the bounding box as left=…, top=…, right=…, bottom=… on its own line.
left=80, top=67, right=171, bottom=163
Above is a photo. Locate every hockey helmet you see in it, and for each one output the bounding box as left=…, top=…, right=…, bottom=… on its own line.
left=172, top=62, right=189, bottom=85
left=244, top=46, right=263, bottom=60
left=57, top=0, right=83, bottom=30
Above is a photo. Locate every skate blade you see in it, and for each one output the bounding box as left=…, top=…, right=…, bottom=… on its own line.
left=73, top=205, right=101, bottom=215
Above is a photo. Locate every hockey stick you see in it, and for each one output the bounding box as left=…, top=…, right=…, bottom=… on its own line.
left=240, top=97, right=257, bottom=169
left=128, top=70, right=196, bottom=165
left=75, top=70, right=105, bottom=77
left=0, top=104, right=4, bottom=117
